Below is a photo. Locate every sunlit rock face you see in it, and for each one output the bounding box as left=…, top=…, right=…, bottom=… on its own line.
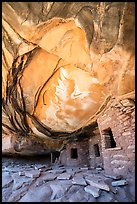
left=2, top=2, right=135, bottom=154
left=34, top=66, right=106, bottom=132
left=22, top=54, right=107, bottom=132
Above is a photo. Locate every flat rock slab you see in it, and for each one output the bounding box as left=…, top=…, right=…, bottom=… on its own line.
left=2, top=186, right=13, bottom=202
left=85, top=177, right=110, bottom=191
left=84, top=185, right=101, bottom=198
left=52, top=164, right=64, bottom=168
left=41, top=172, right=57, bottom=180
left=72, top=176, right=87, bottom=186
left=25, top=170, right=40, bottom=178
left=12, top=173, right=34, bottom=190
left=114, top=186, right=132, bottom=202
left=105, top=174, right=122, bottom=180
left=57, top=173, right=72, bottom=180
left=66, top=168, right=81, bottom=175
left=111, top=179, right=128, bottom=187
left=97, top=190, right=114, bottom=202
left=2, top=172, right=13, bottom=188
left=35, top=173, right=57, bottom=186
left=19, top=185, right=52, bottom=202
left=72, top=167, right=81, bottom=173
left=7, top=185, right=29, bottom=202
left=66, top=169, right=75, bottom=174
left=50, top=181, right=72, bottom=200
left=68, top=188, right=89, bottom=202
left=58, top=179, right=73, bottom=186
left=4, top=166, right=33, bottom=172
left=49, top=169, right=66, bottom=174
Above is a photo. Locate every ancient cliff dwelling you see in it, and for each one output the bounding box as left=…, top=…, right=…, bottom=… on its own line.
left=2, top=2, right=135, bottom=202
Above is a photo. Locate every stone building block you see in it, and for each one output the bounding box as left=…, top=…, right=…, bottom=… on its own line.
left=112, top=154, right=127, bottom=160
left=131, top=111, right=135, bottom=117
left=121, top=116, right=130, bottom=122
left=121, top=99, right=134, bottom=107
left=123, top=127, right=134, bottom=132
left=122, top=107, right=132, bottom=112
left=131, top=123, right=135, bottom=127
left=118, top=114, right=127, bottom=120
left=123, top=120, right=130, bottom=127
left=127, top=145, right=135, bottom=150
left=112, top=166, right=128, bottom=175
left=127, top=152, right=135, bottom=160
left=122, top=131, right=131, bottom=136
left=110, top=159, right=128, bottom=165
left=120, top=106, right=126, bottom=111
left=115, top=126, right=125, bottom=132
left=117, top=111, right=124, bottom=116
left=128, top=139, right=134, bottom=144
left=126, top=109, right=133, bottom=113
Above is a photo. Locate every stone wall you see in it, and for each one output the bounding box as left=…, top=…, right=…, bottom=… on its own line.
left=88, top=129, right=103, bottom=168
left=59, top=139, right=89, bottom=167
left=97, top=99, right=135, bottom=176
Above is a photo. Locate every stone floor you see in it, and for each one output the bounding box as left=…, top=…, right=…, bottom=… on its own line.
left=2, top=156, right=135, bottom=202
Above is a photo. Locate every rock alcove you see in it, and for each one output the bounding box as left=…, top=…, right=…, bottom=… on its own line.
left=2, top=2, right=135, bottom=202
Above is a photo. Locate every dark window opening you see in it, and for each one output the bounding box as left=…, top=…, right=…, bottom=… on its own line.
left=103, top=127, right=116, bottom=148
left=94, top=144, right=100, bottom=157
left=71, top=148, right=78, bottom=159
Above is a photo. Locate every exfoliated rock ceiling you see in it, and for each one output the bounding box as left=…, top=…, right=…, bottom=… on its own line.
left=2, top=2, right=135, bottom=154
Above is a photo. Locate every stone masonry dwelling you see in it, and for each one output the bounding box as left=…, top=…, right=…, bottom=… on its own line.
left=59, top=139, right=90, bottom=167
left=97, top=96, right=135, bottom=176
left=59, top=94, right=135, bottom=177
left=59, top=129, right=104, bottom=169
